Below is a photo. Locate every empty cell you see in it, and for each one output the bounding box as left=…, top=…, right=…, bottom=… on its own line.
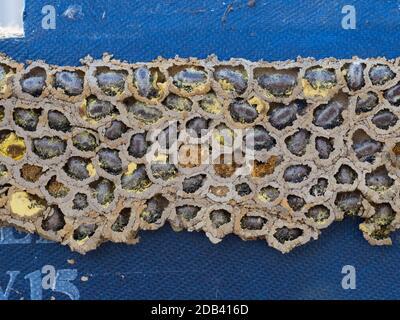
left=111, top=208, right=132, bottom=232
left=334, top=164, right=357, bottom=184
left=335, top=191, right=363, bottom=216
left=176, top=205, right=200, bottom=221
left=306, top=205, right=330, bottom=223
left=209, top=209, right=231, bottom=228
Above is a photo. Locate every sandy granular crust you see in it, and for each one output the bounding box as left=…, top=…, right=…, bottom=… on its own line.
left=0, top=52, right=399, bottom=254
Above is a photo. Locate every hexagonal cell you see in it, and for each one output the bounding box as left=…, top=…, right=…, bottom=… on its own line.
left=140, top=194, right=169, bottom=224
left=72, top=193, right=89, bottom=210
left=111, top=208, right=132, bottom=232
left=133, top=66, right=166, bottom=99
left=213, top=155, right=238, bottom=178
left=98, top=148, right=122, bottom=175
left=182, top=174, right=206, bottom=193
left=258, top=186, right=280, bottom=202
left=0, top=131, right=26, bottom=160
left=150, top=159, right=178, bottom=181
left=42, top=206, right=65, bottom=232
left=313, top=100, right=345, bottom=129
left=363, top=203, right=396, bottom=240
left=73, top=224, right=97, bottom=241
left=343, top=61, right=365, bottom=91
left=199, top=92, right=222, bottom=114
left=32, top=136, right=66, bottom=159
left=355, top=92, right=379, bottom=114
left=64, top=157, right=95, bottom=180
left=252, top=156, right=281, bottom=177
left=208, top=184, right=228, bottom=198
left=46, top=176, right=70, bottom=198
left=285, top=129, right=311, bottom=156
left=81, top=95, right=117, bottom=121
left=176, top=205, right=201, bottom=221
left=384, top=82, right=400, bottom=106
left=20, top=67, right=47, bottom=97
left=240, top=215, right=267, bottom=230
left=287, top=195, right=305, bottom=211
left=310, top=178, right=328, bottom=196
left=20, top=164, right=43, bottom=183
left=273, top=226, right=303, bottom=244
left=95, top=67, right=127, bottom=96
left=351, top=129, right=383, bottom=163
left=164, top=94, right=192, bottom=112
left=209, top=209, right=231, bottom=228
left=244, top=125, right=276, bottom=152
left=369, top=64, right=395, bottom=86
left=104, top=120, right=127, bottom=140
left=283, top=165, right=311, bottom=183
left=335, top=191, right=363, bottom=216
left=55, top=70, right=84, bottom=96
left=121, top=163, right=152, bottom=192
left=371, top=109, right=398, bottom=130
left=214, top=65, right=248, bottom=94
left=256, top=67, right=298, bottom=97
left=267, top=100, right=307, bottom=130
left=72, top=131, right=98, bottom=152
left=90, top=178, right=115, bottom=206
left=9, top=191, right=47, bottom=218
left=315, top=136, right=334, bottom=160
left=171, top=66, right=208, bottom=93
left=334, top=164, right=357, bottom=184
left=235, top=182, right=252, bottom=197
left=229, top=99, right=259, bottom=124
left=306, top=205, right=330, bottom=223
left=365, top=166, right=394, bottom=191
left=124, top=97, right=163, bottom=124
left=186, top=116, right=210, bottom=138
left=302, top=66, right=336, bottom=95
left=48, top=110, right=71, bottom=132
left=13, top=108, right=41, bottom=131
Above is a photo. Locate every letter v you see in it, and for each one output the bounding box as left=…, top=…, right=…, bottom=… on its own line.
left=0, top=271, right=20, bottom=300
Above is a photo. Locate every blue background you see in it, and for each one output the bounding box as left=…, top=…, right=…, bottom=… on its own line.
left=1, top=0, right=400, bottom=300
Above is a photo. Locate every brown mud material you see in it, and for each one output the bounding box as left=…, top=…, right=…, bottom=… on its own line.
left=0, top=53, right=400, bottom=254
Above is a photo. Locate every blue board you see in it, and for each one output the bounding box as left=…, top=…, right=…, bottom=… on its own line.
left=1, top=0, right=400, bottom=300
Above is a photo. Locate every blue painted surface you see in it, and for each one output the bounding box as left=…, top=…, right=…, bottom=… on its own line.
left=1, top=0, right=400, bottom=300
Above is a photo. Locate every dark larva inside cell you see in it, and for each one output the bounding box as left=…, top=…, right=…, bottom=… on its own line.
left=64, top=157, right=91, bottom=180
left=287, top=195, right=305, bottom=211
left=20, top=67, right=46, bottom=97
left=111, top=208, right=131, bottom=232
left=173, top=68, right=207, bottom=91
left=283, top=165, right=311, bottom=183
left=55, top=71, right=84, bottom=96
left=209, top=209, right=231, bottom=228
left=176, top=205, right=200, bottom=221
left=151, top=162, right=178, bottom=181
left=229, top=100, right=258, bottom=123
left=274, top=226, right=303, bottom=244
left=365, top=166, right=394, bottom=190
left=32, top=137, right=67, bottom=159
left=310, top=178, right=328, bottom=196
left=134, top=67, right=153, bottom=98
left=306, top=205, right=330, bottom=223
left=334, top=164, right=357, bottom=184
left=125, top=99, right=163, bottom=124
left=268, top=100, right=307, bottom=130
left=257, top=73, right=297, bottom=97
left=384, top=83, right=400, bottom=106
left=352, top=130, right=383, bottom=163
left=48, top=110, right=71, bottom=132
left=72, top=193, right=88, bottom=210
left=164, top=94, right=192, bottom=112
left=369, top=64, right=395, bottom=86
left=355, top=92, right=379, bottom=114
left=313, top=100, right=344, bottom=129
left=13, top=108, right=41, bottom=131
left=186, top=117, right=209, bottom=138
left=285, top=129, right=311, bottom=156
left=91, top=179, right=115, bottom=206
left=214, top=67, right=247, bottom=94
left=259, top=186, right=280, bottom=202
left=85, top=96, right=115, bottom=120
left=98, top=148, right=122, bottom=175
left=371, top=109, right=398, bottom=130
left=345, top=62, right=365, bottom=91
left=96, top=69, right=126, bottom=96
left=104, top=120, right=127, bottom=140
left=20, top=164, right=43, bottom=182
left=42, top=206, right=65, bottom=232
left=128, top=133, right=148, bottom=158
left=72, top=131, right=98, bottom=152
left=73, top=224, right=97, bottom=241
left=121, top=164, right=152, bottom=192
left=235, top=182, right=252, bottom=196
left=141, top=194, right=169, bottom=224
left=240, top=215, right=267, bottom=230
left=304, top=67, right=336, bottom=90
left=182, top=174, right=206, bottom=193
left=244, top=125, right=276, bottom=151
left=46, top=176, right=69, bottom=198
left=315, top=136, right=334, bottom=159
left=335, top=191, right=363, bottom=216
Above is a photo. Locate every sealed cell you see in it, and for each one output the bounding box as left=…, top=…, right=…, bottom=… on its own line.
left=306, top=205, right=330, bottom=223
left=199, top=92, right=222, bottom=114
left=259, top=186, right=280, bottom=202
left=104, top=120, right=127, bottom=140
left=48, top=110, right=71, bottom=132
left=64, top=157, right=94, bottom=180
left=125, top=98, right=163, bottom=124
left=141, top=194, right=169, bottom=224
left=335, top=191, right=363, bottom=216
left=46, top=176, right=70, bottom=198
left=72, top=193, right=88, bottom=210
left=91, top=178, right=115, bottom=206
left=20, top=67, right=47, bottom=97
left=73, top=224, right=97, bottom=241
left=235, top=182, right=252, bottom=196
left=285, top=129, right=311, bottom=156
left=176, top=205, right=200, bottom=221
left=72, top=131, right=98, bottom=152
left=287, top=195, right=305, bottom=211
left=384, top=83, right=400, bottom=106
left=334, top=164, right=357, bottom=184
left=164, top=94, right=192, bottom=112
left=95, top=68, right=126, bottom=96
left=240, top=215, right=267, bottom=230
left=365, top=166, right=394, bottom=190
left=315, top=136, right=334, bottom=159
left=268, top=100, right=307, bottom=129
left=186, top=117, right=209, bottom=138
left=344, top=62, right=365, bottom=91
left=128, top=132, right=149, bottom=158
left=42, top=206, right=65, bottom=232
left=283, top=165, right=311, bottom=183
left=352, top=130, right=383, bottom=163
left=371, top=109, right=398, bottom=130
left=13, top=108, right=41, bottom=131
left=210, top=209, right=231, bottom=228
left=310, top=178, right=328, bottom=196
left=182, top=174, right=206, bottom=193
left=274, top=227, right=303, bottom=244
left=244, top=125, right=276, bottom=151
left=257, top=70, right=297, bottom=97
left=229, top=100, right=258, bottom=123
left=98, top=148, right=122, bottom=175
left=214, top=66, right=247, bottom=94
left=55, top=71, right=84, bottom=96
left=111, top=208, right=131, bottom=232
left=32, top=136, right=66, bottom=159
left=172, top=67, right=207, bottom=93
left=303, top=67, right=336, bottom=91
left=313, top=100, right=344, bottom=129
left=369, top=64, right=395, bottom=86
left=83, top=96, right=115, bottom=120
left=355, top=92, right=379, bottom=114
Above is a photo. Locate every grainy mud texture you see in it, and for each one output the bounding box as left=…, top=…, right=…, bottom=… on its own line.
left=0, top=53, right=400, bottom=254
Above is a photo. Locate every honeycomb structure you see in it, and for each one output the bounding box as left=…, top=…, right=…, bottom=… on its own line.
left=0, top=53, right=400, bottom=254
